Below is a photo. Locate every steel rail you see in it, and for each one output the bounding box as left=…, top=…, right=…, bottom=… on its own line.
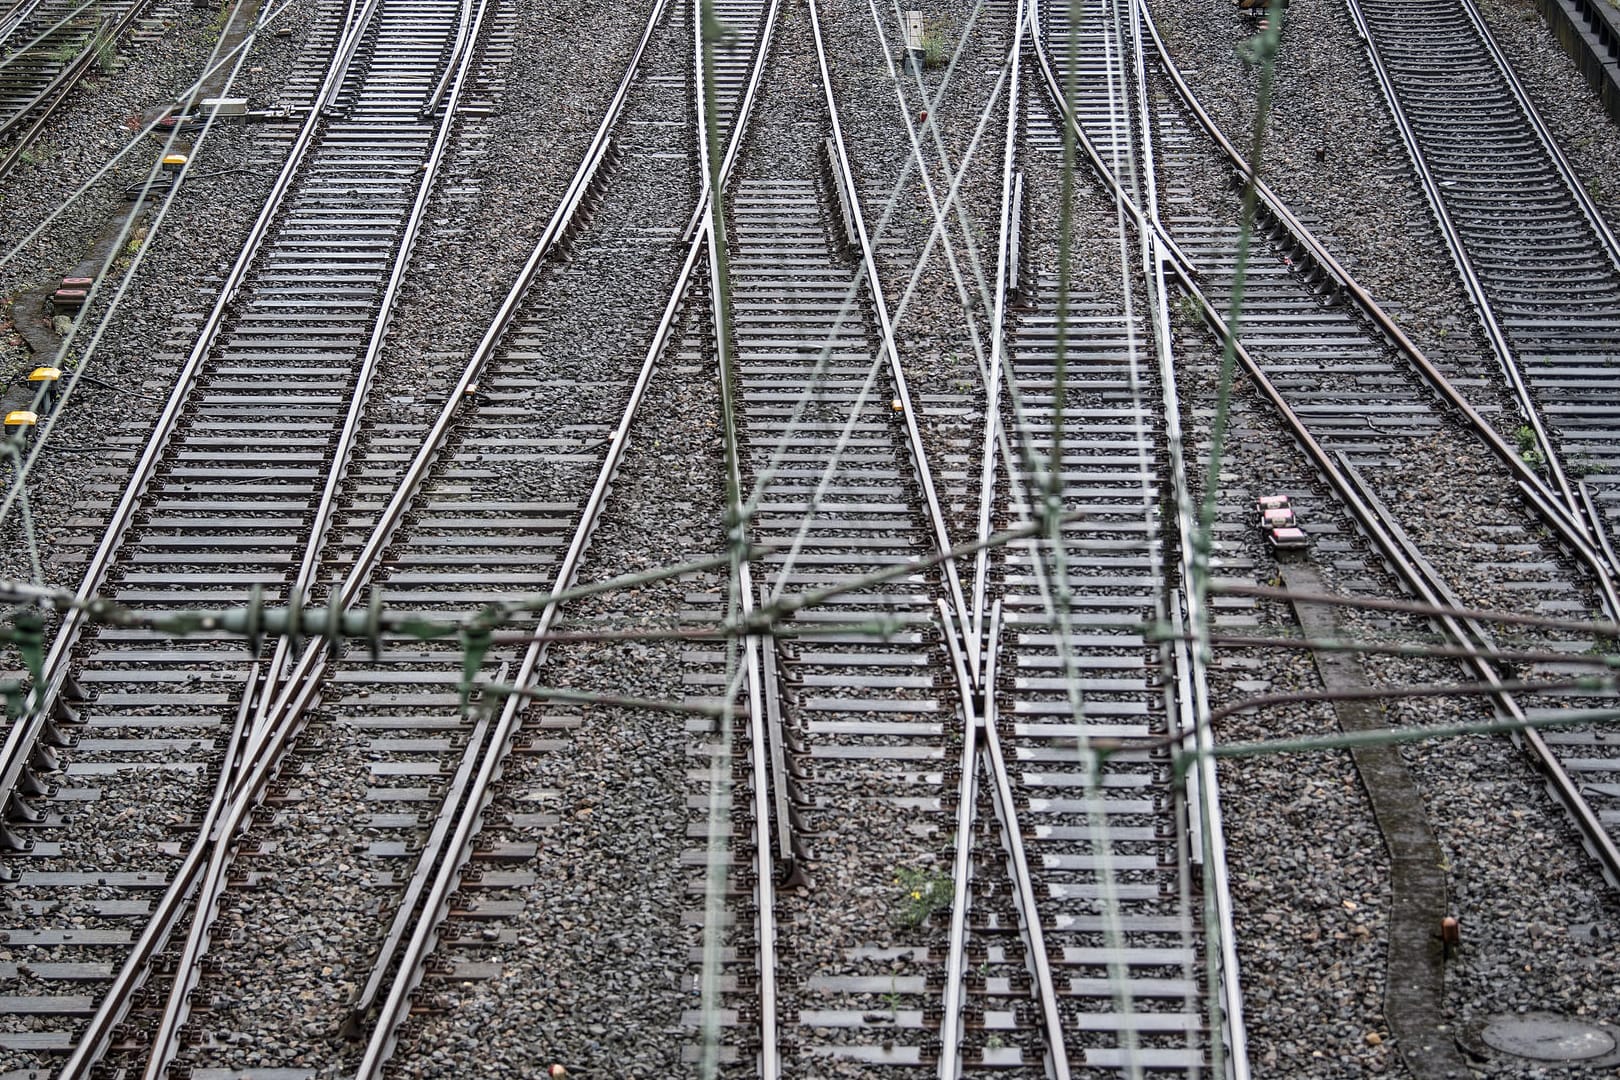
left=239, top=0, right=674, bottom=764
left=935, top=9, right=1217, bottom=1072
left=0, top=0, right=97, bottom=72
left=1455, top=0, right=1620, bottom=273
left=690, top=0, right=780, bottom=1065
left=1013, top=9, right=1249, bottom=1074
left=980, top=602, right=1074, bottom=1078
left=352, top=2, right=784, bottom=1068
left=936, top=601, right=982, bottom=1079
left=1118, top=0, right=1248, bottom=1069
left=1585, top=480, right=1620, bottom=574
left=0, top=0, right=378, bottom=848
left=766, top=0, right=1005, bottom=646
left=0, top=0, right=161, bottom=180
left=54, top=0, right=472, bottom=1067
left=132, top=669, right=270, bottom=1080
left=1135, top=2, right=1620, bottom=622
left=0, top=0, right=37, bottom=42
left=1026, top=17, right=1197, bottom=278
left=421, top=0, right=474, bottom=116
left=354, top=228, right=705, bottom=1080
left=1336, top=457, right=1620, bottom=890
left=679, top=0, right=783, bottom=242
left=808, top=0, right=970, bottom=640
left=970, top=0, right=1029, bottom=679
left=756, top=602, right=800, bottom=885
left=1129, top=0, right=1620, bottom=915
left=1120, top=0, right=1197, bottom=852
left=973, top=22, right=1179, bottom=1075
left=344, top=661, right=507, bottom=1035
left=701, top=199, right=781, bottom=1080
left=1341, top=0, right=1585, bottom=532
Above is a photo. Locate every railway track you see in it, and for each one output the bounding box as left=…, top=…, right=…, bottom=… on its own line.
left=131, top=0, right=781, bottom=1069
left=0, top=0, right=167, bottom=180
left=692, top=163, right=958, bottom=1069
left=954, top=1, right=1236, bottom=1074
left=1346, top=0, right=1620, bottom=564
left=682, top=0, right=990, bottom=1069
left=1022, top=0, right=1620, bottom=1065
left=1024, top=0, right=1620, bottom=909
left=984, top=282, right=1210, bottom=1075
left=1126, top=1, right=1620, bottom=893
left=0, top=0, right=490, bottom=1069
left=2, top=0, right=1617, bottom=1073
left=6, top=0, right=783, bottom=1067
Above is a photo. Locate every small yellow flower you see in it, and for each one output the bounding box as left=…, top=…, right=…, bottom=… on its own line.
left=911, top=890, right=922, bottom=900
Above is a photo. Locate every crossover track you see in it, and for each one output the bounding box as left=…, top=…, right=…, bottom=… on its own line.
left=331, top=0, right=781, bottom=1069
left=687, top=0, right=1246, bottom=1072
left=963, top=0, right=1239, bottom=1073
left=689, top=0, right=975, bottom=1069
left=6, top=0, right=785, bottom=1069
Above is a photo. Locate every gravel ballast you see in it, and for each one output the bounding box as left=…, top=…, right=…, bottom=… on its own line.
left=5, top=0, right=1620, bottom=1075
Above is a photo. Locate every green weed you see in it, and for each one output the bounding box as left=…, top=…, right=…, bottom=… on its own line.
left=894, top=867, right=953, bottom=927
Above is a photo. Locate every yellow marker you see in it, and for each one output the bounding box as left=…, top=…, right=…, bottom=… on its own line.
left=891, top=398, right=903, bottom=413
left=26, top=367, right=61, bottom=383
left=161, top=153, right=188, bottom=172
left=5, top=410, right=38, bottom=427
